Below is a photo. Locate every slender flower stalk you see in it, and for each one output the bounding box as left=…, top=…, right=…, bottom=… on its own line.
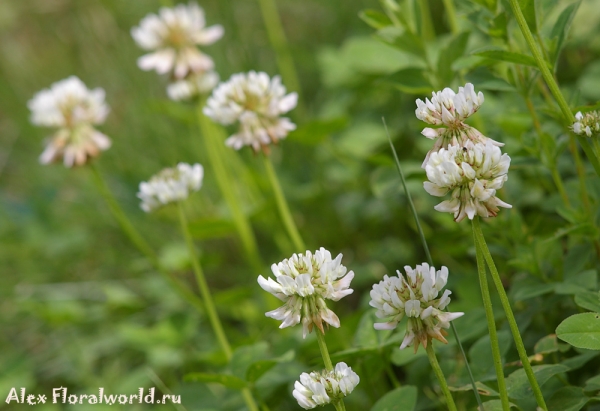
left=384, top=119, right=483, bottom=409
left=177, top=204, right=259, bottom=411
left=441, top=0, right=459, bottom=35
left=177, top=203, right=232, bottom=358
left=425, top=343, right=458, bottom=411
left=473, top=217, right=547, bottom=410
left=89, top=164, right=204, bottom=313
left=263, top=155, right=306, bottom=252
left=196, top=103, right=263, bottom=271
left=507, top=0, right=600, bottom=177
left=473, top=221, right=510, bottom=411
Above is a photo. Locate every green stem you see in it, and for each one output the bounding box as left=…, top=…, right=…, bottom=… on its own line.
left=177, top=202, right=232, bottom=359
left=419, top=0, right=436, bottom=42
left=473, top=219, right=510, bottom=411
left=315, top=330, right=346, bottom=411
left=90, top=163, right=204, bottom=313
left=177, top=203, right=260, bottom=411
left=256, top=0, right=306, bottom=119
left=262, top=155, right=306, bottom=252
left=196, top=103, right=263, bottom=271
left=425, top=343, right=458, bottom=411
left=441, top=0, right=459, bottom=34
left=384, top=121, right=484, bottom=410
left=507, top=0, right=600, bottom=176
left=472, top=218, right=548, bottom=410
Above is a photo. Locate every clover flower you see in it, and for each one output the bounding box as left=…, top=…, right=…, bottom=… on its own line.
left=416, top=83, right=503, bottom=167
left=416, top=83, right=484, bottom=127
left=257, top=248, right=354, bottom=338
left=204, top=71, right=297, bottom=152
left=137, top=163, right=203, bottom=212
left=293, top=362, right=360, bottom=409
left=423, top=140, right=512, bottom=222
left=572, top=111, right=600, bottom=137
left=131, top=2, right=223, bottom=80
left=28, top=76, right=111, bottom=167
left=370, top=263, right=463, bottom=352
left=167, top=71, right=219, bottom=101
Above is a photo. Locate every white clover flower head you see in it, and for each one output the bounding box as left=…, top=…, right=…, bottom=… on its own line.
left=28, top=76, right=111, bottom=167
left=204, top=71, right=298, bottom=152
left=420, top=125, right=504, bottom=168
left=416, top=83, right=484, bottom=127
left=370, top=263, right=463, bottom=352
left=167, top=70, right=219, bottom=101
left=292, top=362, right=360, bottom=409
left=423, top=140, right=512, bottom=222
left=137, top=163, right=203, bottom=212
left=257, top=248, right=354, bottom=338
left=572, top=110, right=600, bottom=137
left=131, top=2, right=223, bottom=80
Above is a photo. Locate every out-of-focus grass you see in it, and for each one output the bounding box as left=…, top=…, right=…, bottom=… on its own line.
left=2, top=0, right=600, bottom=409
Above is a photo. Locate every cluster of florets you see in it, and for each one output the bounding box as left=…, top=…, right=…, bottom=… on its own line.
left=258, top=248, right=354, bottom=338
left=137, top=163, right=203, bottom=212
left=572, top=110, right=600, bottom=137
left=293, top=362, right=360, bottom=409
left=131, top=2, right=222, bottom=100
left=28, top=76, right=111, bottom=167
left=204, top=71, right=298, bottom=152
left=370, top=263, right=463, bottom=352
left=416, top=84, right=511, bottom=221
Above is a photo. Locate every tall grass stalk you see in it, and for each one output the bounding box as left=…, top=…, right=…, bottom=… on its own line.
left=383, top=119, right=484, bottom=409
left=196, top=102, right=263, bottom=271
left=315, top=330, right=346, bottom=411
left=177, top=202, right=260, bottom=411
left=256, top=0, right=306, bottom=119
left=473, top=223, right=510, bottom=411
left=472, top=217, right=548, bottom=410
left=507, top=0, right=600, bottom=177
left=262, top=154, right=306, bottom=252
left=425, top=343, right=458, bottom=411
left=89, top=163, right=204, bottom=313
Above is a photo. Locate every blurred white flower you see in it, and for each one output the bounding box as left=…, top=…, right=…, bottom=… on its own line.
left=131, top=2, right=223, bottom=80
left=167, top=70, right=219, bottom=101
left=257, top=248, right=354, bottom=338
left=423, top=140, right=512, bottom=222
left=28, top=76, right=111, bottom=167
left=204, top=71, right=297, bottom=152
left=137, top=163, right=203, bottom=212
left=416, top=83, right=484, bottom=127
left=572, top=111, right=600, bottom=137
left=370, top=263, right=463, bottom=352
left=293, top=362, right=360, bottom=409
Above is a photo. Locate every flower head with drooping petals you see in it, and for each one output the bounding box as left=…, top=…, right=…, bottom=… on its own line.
left=131, top=2, right=223, bottom=80
left=137, top=163, right=203, bottom=212
left=293, top=362, right=360, bottom=409
left=28, top=76, right=111, bottom=167
left=370, top=263, right=463, bottom=352
left=572, top=111, right=600, bottom=137
left=204, top=71, right=297, bottom=152
left=258, top=248, right=354, bottom=338
left=424, top=140, right=512, bottom=222
left=416, top=83, right=503, bottom=167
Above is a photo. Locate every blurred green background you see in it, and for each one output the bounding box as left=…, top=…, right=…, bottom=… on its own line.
left=2, top=0, right=600, bottom=410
